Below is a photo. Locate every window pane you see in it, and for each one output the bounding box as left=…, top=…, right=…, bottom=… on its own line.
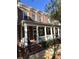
left=23, top=12, right=27, bottom=20
left=46, top=27, right=51, bottom=35
left=52, top=27, right=54, bottom=34
left=55, top=27, right=58, bottom=37
left=37, top=13, right=41, bottom=22
left=32, top=12, right=35, bottom=20
left=38, top=27, right=45, bottom=36
left=38, top=16, right=41, bottom=22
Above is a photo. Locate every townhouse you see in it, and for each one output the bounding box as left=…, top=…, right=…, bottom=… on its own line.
left=17, top=2, right=61, bottom=47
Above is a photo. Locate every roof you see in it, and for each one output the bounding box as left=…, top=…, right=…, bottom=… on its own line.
left=17, top=2, right=48, bottom=16
left=24, top=20, right=53, bottom=26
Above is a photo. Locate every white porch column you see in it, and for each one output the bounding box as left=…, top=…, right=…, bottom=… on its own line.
left=36, top=26, right=39, bottom=43
left=58, top=27, right=60, bottom=38
left=53, top=27, right=56, bottom=39
left=44, top=26, right=47, bottom=41
left=50, top=27, right=53, bottom=39
left=24, top=23, right=28, bottom=47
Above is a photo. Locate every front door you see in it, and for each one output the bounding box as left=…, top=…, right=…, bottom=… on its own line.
left=27, top=26, right=37, bottom=44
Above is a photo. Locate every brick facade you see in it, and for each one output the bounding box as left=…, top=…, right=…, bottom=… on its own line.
left=26, top=6, right=49, bottom=23
left=29, top=10, right=33, bottom=18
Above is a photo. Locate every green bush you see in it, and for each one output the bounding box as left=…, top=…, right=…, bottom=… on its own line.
left=41, top=41, right=47, bottom=49
left=41, top=38, right=61, bottom=49
left=41, top=39, right=55, bottom=49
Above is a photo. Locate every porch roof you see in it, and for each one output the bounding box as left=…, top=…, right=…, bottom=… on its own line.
left=23, top=20, right=60, bottom=27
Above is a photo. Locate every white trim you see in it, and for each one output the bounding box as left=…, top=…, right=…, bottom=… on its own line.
left=50, top=27, right=53, bottom=39
left=53, top=27, right=56, bottom=38
left=35, top=11, right=38, bottom=21
left=26, top=24, right=52, bottom=27
left=24, top=23, right=28, bottom=47
left=58, top=27, right=60, bottom=37
left=44, top=26, right=47, bottom=41
left=36, top=26, right=39, bottom=43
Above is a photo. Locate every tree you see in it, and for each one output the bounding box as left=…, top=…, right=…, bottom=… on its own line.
left=45, top=0, right=61, bottom=23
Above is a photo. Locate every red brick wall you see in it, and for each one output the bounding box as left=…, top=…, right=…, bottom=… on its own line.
left=29, top=10, right=32, bottom=18
left=43, top=14, right=48, bottom=23
left=29, top=9, right=49, bottom=23
left=45, top=15, right=48, bottom=23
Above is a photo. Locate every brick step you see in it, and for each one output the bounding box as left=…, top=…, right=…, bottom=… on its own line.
left=30, top=45, right=41, bottom=49
left=29, top=47, right=44, bottom=55
left=29, top=44, right=43, bottom=55
left=30, top=45, right=41, bottom=52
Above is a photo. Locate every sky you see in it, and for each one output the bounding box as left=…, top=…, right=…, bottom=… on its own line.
left=20, top=0, right=51, bottom=12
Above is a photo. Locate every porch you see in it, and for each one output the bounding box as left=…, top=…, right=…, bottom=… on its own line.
left=22, top=20, right=60, bottom=46
left=17, top=20, right=61, bottom=59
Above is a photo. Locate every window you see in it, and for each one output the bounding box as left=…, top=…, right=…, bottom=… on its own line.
left=37, top=13, right=41, bottom=22
left=32, top=12, right=35, bottom=20
left=23, top=12, right=27, bottom=20
left=55, top=27, right=58, bottom=37
left=46, top=27, right=51, bottom=35
left=38, top=15, right=41, bottom=22
left=52, top=27, right=54, bottom=34
left=38, top=27, right=45, bottom=36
